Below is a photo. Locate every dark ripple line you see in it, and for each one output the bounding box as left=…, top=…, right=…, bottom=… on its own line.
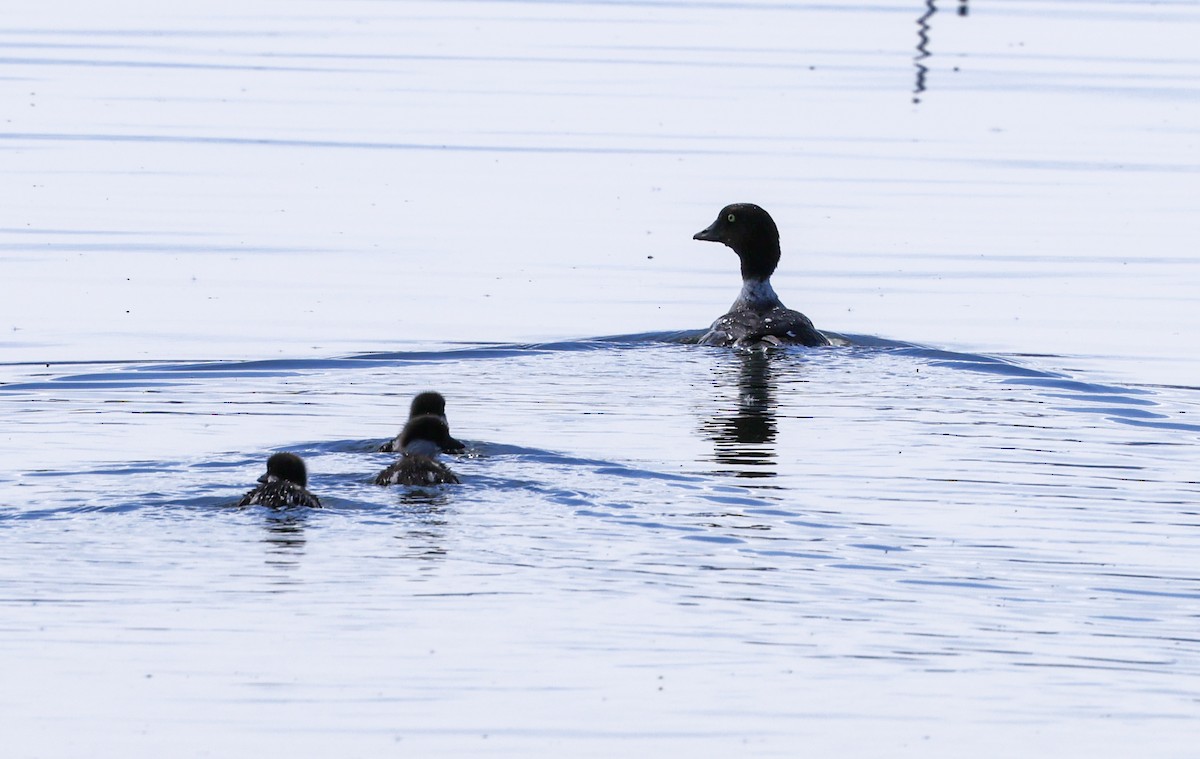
left=0, top=227, right=191, bottom=236
left=1095, top=586, right=1200, bottom=600
left=3, top=29, right=318, bottom=38
left=0, top=132, right=736, bottom=157
left=0, top=55, right=344, bottom=73
left=899, top=578, right=1007, bottom=590
left=0, top=242, right=328, bottom=254
left=1112, top=417, right=1200, bottom=434
left=5, top=132, right=1193, bottom=173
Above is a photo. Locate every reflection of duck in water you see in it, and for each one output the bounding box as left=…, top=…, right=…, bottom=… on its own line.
left=258, top=512, right=310, bottom=576
left=238, top=452, right=322, bottom=508
left=375, top=415, right=461, bottom=486
left=379, top=391, right=466, bottom=453
left=702, top=351, right=779, bottom=479
left=261, top=514, right=308, bottom=554
left=693, top=203, right=830, bottom=349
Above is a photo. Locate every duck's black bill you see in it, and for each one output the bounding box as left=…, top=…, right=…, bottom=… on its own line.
left=693, top=224, right=720, bottom=242
left=257, top=472, right=270, bottom=484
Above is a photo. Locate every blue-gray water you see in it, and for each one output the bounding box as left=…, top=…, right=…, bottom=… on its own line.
left=2, top=1, right=1199, bottom=756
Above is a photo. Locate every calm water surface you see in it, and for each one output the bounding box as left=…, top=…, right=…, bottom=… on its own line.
left=2, top=1, right=1199, bottom=756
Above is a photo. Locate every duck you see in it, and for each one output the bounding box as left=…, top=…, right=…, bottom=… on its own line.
left=379, top=391, right=466, bottom=453
left=238, top=452, right=322, bottom=508
left=693, top=203, right=830, bottom=348
left=375, top=414, right=462, bottom=486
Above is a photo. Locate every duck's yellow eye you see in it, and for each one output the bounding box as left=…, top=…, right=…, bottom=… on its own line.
left=727, top=214, right=736, bottom=223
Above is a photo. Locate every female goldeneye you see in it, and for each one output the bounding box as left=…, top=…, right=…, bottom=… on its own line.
left=238, top=452, right=322, bottom=508
left=379, top=391, right=466, bottom=453
left=375, top=414, right=461, bottom=486
left=693, top=203, right=830, bottom=348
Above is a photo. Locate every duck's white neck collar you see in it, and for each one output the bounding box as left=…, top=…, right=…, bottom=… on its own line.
left=732, top=278, right=783, bottom=312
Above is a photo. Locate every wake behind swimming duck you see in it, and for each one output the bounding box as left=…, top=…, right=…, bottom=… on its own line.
left=375, top=414, right=461, bottom=486
left=238, top=452, right=322, bottom=508
left=693, top=203, right=830, bottom=348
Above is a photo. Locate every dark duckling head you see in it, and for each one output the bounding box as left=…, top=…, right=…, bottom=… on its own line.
left=400, top=414, right=459, bottom=457
left=693, top=203, right=781, bottom=282
left=379, top=391, right=465, bottom=454
left=411, top=391, right=465, bottom=452
left=409, top=391, right=448, bottom=419
left=258, top=452, right=309, bottom=488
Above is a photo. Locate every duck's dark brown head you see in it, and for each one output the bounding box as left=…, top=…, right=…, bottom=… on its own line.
left=693, top=203, right=782, bottom=281
left=260, top=451, right=308, bottom=488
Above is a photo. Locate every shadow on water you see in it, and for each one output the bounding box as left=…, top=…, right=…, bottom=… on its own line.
left=913, top=0, right=969, bottom=104
left=702, top=351, right=780, bottom=480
